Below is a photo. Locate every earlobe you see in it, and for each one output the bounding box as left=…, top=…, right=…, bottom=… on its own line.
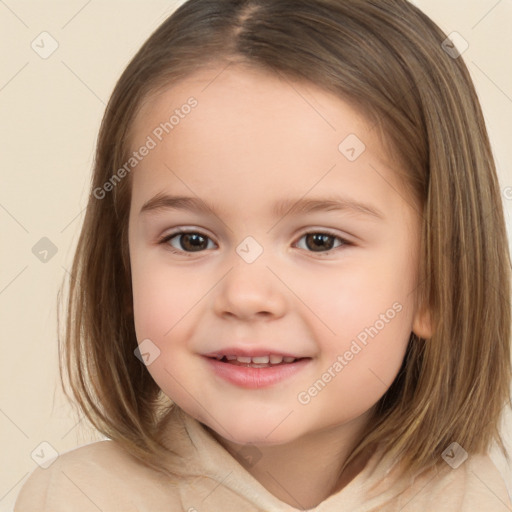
left=412, top=306, right=433, bottom=340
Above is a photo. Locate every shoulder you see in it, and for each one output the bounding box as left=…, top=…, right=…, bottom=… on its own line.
left=460, top=452, right=512, bottom=507
left=396, top=451, right=512, bottom=511
left=14, top=440, right=182, bottom=512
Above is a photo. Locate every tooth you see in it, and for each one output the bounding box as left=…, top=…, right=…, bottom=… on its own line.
left=214, top=355, right=223, bottom=360
left=236, top=356, right=252, bottom=363
left=283, top=356, right=296, bottom=363
left=269, top=355, right=284, bottom=364
left=252, top=356, right=270, bottom=364
left=226, top=355, right=237, bottom=361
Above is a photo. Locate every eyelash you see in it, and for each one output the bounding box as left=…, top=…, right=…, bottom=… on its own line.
left=157, top=229, right=352, bottom=256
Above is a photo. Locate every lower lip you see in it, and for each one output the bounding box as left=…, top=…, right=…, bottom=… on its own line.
left=204, top=357, right=311, bottom=389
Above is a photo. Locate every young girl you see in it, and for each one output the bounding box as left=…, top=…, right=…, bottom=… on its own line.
left=15, top=0, right=512, bottom=510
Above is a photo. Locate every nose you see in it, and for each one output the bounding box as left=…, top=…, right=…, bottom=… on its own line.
left=213, top=258, right=288, bottom=322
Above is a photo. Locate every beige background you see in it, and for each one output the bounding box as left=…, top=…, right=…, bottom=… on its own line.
left=1, top=0, right=511, bottom=510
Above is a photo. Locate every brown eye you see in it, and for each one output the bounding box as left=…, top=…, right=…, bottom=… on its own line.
left=178, top=233, right=208, bottom=251
left=161, top=231, right=215, bottom=253
left=296, top=232, right=347, bottom=253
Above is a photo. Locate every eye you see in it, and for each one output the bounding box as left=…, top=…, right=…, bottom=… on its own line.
left=295, top=232, right=349, bottom=254
left=159, top=230, right=216, bottom=254
left=158, top=229, right=351, bottom=255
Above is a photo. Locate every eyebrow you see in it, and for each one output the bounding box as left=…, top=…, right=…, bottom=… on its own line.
left=139, top=193, right=384, bottom=220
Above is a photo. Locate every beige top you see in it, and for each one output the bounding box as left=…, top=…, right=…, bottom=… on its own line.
left=15, top=406, right=512, bottom=511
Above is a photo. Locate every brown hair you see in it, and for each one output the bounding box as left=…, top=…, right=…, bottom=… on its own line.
left=58, top=0, right=512, bottom=495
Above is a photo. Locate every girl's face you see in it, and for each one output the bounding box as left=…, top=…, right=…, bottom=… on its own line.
left=128, top=63, right=430, bottom=446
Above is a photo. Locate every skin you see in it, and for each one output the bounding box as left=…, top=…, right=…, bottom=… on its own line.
left=127, top=62, right=432, bottom=508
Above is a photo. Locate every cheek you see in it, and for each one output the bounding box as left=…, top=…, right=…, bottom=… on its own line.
left=130, top=250, right=204, bottom=340
left=294, top=247, right=415, bottom=403
left=130, top=259, right=204, bottom=406
left=298, top=248, right=416, bottom=339
left=297, top=303, right=412, bottom=425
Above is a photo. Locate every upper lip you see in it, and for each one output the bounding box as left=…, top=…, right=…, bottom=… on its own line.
left=202, top=347, right=309, bottom=359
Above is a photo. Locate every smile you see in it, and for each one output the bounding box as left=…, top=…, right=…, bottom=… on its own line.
left=210, top=354, right=302, bottom=366
left=203, top=354, right=312, bottom=388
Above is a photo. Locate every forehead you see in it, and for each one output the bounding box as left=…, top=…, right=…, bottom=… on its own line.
left=128, top=63, right=412, bottom=221
left=132, top=62, right=372, bottom=150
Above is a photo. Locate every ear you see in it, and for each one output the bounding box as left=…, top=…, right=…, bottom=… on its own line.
left=412, top=304, right=433, bottom=340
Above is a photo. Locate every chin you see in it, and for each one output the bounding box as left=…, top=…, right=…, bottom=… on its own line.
left=210, top=413, right=305, bottom=448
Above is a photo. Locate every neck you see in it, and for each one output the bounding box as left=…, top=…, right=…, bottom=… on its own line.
left=209, top=411, right=375, bottom=508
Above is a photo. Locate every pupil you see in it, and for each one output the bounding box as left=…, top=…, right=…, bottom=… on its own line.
left=307, top=233, right=333, bottom=251
left=178, top=233, right=335, bottom=252
left=182, top=233, right=207, bottom=251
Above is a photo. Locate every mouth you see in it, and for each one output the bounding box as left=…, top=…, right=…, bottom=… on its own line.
left=206, top=354, right=309, bottom=368
left=203, top=353, right=312, bottom=388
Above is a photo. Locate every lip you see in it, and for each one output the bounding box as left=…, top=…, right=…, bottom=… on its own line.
left=203, top=355, right=311, bottom=389
left=202, top=347, right=304, bottom=358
